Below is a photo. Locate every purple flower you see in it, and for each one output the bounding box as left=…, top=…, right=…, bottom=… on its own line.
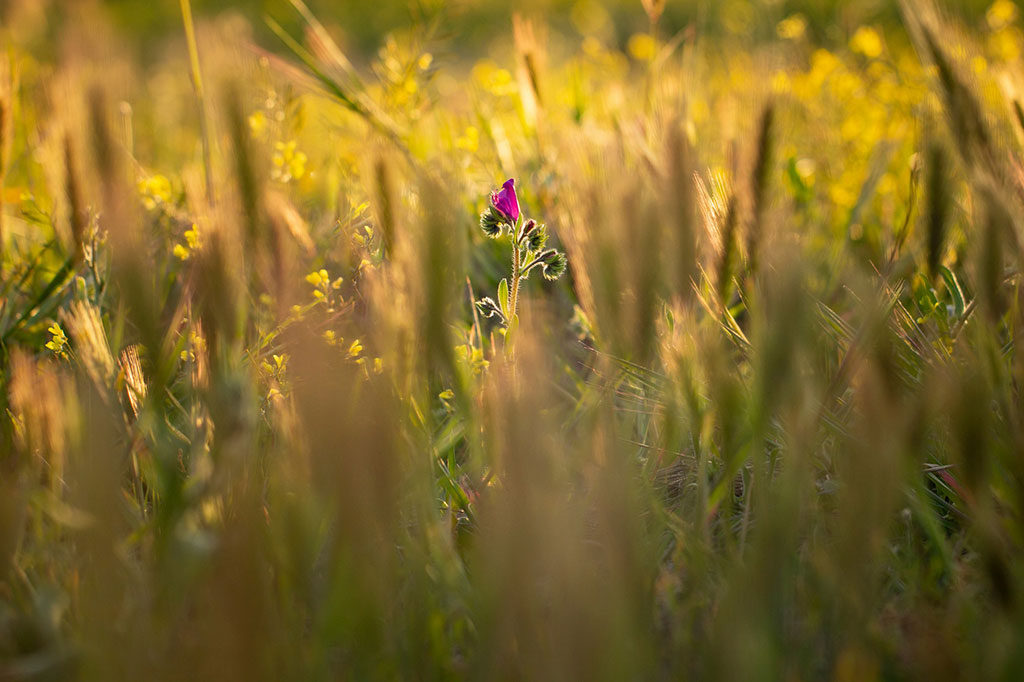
left=490, top=178, right=520, bottom=225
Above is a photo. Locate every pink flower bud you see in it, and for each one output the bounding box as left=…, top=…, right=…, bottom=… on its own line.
left=490, top=178, right=520, bottom=224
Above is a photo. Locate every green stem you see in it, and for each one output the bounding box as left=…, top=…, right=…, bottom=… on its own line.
left=521, top=256, right=542, bottom=274
left=180, top=0, right=214, bottom=204
left=520, top=249, right=556, bottom=277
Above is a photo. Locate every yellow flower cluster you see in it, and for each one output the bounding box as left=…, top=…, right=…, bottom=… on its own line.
left=272, top=140, right=308, bottom=183
left=248, top=110, right=268, bottom=139
left=627, top=33, right=657, bottom=62
left=45, top=323, right=69, bottom=360
left=472, top=61, right=519, bottom=97
left=305, top=268, right=343, bottom=304
left=260, top=353, right=288, bottom=378
left=173, top=224, right=202, bottom=261
left=849, top=26, right=884, bottom=59
left=455, top=126, right=479, bottom=153
left=138, top=174, right=172, bottom=210
left=769, top=37, right=928, bottom=233
left=987, top=0, right=1024, bottom=61
left=179, top=328, right=206, bottom=363
left=321, top=329, right=381, bottom=376
left=455, top=343, right=489, bottom=375
left=372, top=37, right=432, bottom=111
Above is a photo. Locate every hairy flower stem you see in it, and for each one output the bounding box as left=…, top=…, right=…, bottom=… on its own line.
left=510, top=238, right=521, bottom=321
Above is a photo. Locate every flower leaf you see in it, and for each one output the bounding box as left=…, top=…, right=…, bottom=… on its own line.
left=498, top=278, right=510, bottom=319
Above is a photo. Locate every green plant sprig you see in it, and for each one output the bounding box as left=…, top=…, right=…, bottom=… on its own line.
left=475, top=179, right=567, bottom=338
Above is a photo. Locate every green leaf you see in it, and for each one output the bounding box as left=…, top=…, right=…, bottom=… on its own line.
left=505, top=313, right=520, bottom=348
left=785, top=156, right=812, bottom=203
left=912, top=274, right=939, bottom=321
left=939, top=265, right=965, bottom=319
left=498, top=278, right=510, bottom=320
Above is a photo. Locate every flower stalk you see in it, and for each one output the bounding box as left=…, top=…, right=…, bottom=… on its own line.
left=510, top=223, right=522, bottom=320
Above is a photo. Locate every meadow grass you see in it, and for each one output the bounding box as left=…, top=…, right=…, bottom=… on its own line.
left=3, top=0, right=1024, bottom=679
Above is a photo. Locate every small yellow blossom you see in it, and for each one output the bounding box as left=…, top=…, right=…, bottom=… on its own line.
left=721, top=0, right=754, bottom=35
left=582, top=36, right=605, bottom=59
left=306, top=269, right=329, bottom=287
left=272, top=140, right=308, bottom=183
left=180, top=329, right=205, bottom=363
left=248, top=110, right=267, bottom=138
left=455, top=343, right=489, bottom=375
left=184, top=224, right=200, bottom=250
left=771, top=71, right=791, bottom=93
left=353, top=226, right=374, bottom=247
left=438, top=389, right=455, bottom=410
left=260, top=354, right=287, bottom=377
left=472, top=61, right=518, bottom=96
left=455, top=126, right=479, bottom=153
left=989, top=26, right=1023, bottom=61
left=988, top=0, right=1019, bottom=31
left=45, top=323, right=69, bottom=360
left=850, top=26, right=884, bottom=59
left=138, top=174, right=172, bottom=210
left=777, top=14, right=807, bottom=41
left=627, top=33, right=657, bottom=61
left=830, top=183, right=858, bottom=209
left=174, top=224, right=201, bottom=261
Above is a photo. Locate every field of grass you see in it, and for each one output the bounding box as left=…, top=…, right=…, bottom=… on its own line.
left=5, top=0, right=1024, bottom=678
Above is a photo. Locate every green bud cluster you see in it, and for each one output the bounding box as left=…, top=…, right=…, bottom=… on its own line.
left=479, top=206, right=505, bottom=238
left=540, top=251, right=567, bottom=280
left=523, top=219, right=547, bottom=253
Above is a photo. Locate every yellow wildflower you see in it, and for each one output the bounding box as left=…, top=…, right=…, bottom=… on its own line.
left=248, top=110, right=267, bottom=138
left=138, top=174, right=172, bottom=210
left=627, top=33, right=657, bottom=61
left=272, top=140, right=308, bottom=183
left=455, top=126, right=479, bottom=153
left=777, top=14, right=807, bottom=40
left=850, top=26, right=884, bottom=59
left=988, top=0, right=1019, bottom=30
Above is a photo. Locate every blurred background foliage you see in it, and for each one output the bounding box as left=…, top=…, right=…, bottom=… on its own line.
left=5, top=0, right=1009, bottom=60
